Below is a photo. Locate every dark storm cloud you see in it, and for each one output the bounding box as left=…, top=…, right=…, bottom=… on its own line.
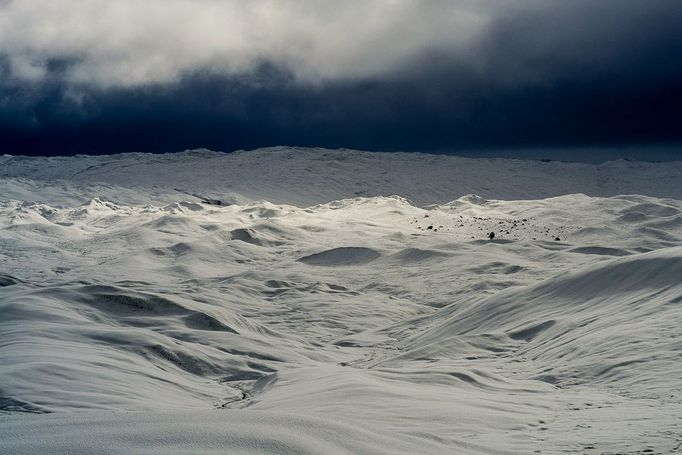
left=0, top=0, right=681, bottom=156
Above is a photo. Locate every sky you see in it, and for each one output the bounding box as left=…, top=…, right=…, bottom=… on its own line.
left=1, top=0, right=681, bottom=158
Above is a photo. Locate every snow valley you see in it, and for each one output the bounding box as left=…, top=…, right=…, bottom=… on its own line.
left=1, top=148, right=681, bottom=454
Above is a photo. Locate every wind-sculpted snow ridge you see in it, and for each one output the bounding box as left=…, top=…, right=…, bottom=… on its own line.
left=1, top=153, right=682, bottom=454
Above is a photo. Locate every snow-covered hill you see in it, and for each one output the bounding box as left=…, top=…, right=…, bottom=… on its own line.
left=1, top=148, right=681, bottom=454
left=2, top=147, right=682, bottom=206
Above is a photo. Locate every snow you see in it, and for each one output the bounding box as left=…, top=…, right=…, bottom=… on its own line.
left=1, top=147, right=681, bottom=454
left=2, top=147, right=682, bottom=206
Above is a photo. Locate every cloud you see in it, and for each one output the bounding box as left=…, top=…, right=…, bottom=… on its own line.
left=0, top=0, right=490, bottom=87
left=0, top=0, right=681, bottom=155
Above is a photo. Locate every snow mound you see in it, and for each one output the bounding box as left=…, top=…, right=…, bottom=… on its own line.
left=298, top=247, right=382, bottom=266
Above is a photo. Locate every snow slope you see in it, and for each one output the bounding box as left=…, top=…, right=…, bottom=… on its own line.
left=2, top=147, right=682, bottom=206
left=1, top=148, right=681, bottom=454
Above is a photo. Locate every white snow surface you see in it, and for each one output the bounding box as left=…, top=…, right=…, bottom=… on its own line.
left=1, top=147, right=681, bottom=454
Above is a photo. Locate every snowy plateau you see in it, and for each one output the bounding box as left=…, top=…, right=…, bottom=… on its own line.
left=1, top=147, right=681, bottom=454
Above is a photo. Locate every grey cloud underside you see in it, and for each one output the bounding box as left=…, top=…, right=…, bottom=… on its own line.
left=0, top=0, right=681, bottom=155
